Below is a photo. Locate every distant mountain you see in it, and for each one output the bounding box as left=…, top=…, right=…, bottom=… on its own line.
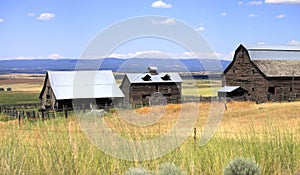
left=0, top=58, right=230, bottom=74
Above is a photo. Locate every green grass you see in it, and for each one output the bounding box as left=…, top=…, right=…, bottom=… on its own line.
left=182, top=79, right=222, bottom=97
left=0, top=91, right=40, bottom=105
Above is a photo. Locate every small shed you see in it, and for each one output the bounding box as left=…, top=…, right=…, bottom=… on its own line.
left=120, top=67, right=182, bottom=107
left=218, top=86, right=248, bottom=98
left=39, top=70, right=124, bottom=110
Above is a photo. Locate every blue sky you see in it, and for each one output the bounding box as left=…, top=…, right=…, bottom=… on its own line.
left=0, top=0, right=299, bottom=60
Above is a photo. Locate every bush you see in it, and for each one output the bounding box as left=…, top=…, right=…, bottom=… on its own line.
left=0, top=87, right=4, bottom=91
left=158, top=163, right=186, bottom=175
left=124, top=167, right=153, bottom=175
left=224, top=157, right=261, bottom=175
left=7, top=87, right=12, bottom=91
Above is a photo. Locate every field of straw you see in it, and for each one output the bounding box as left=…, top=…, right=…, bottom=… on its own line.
left=0, top=101, right=299, bottom=174
left=0, top=74, right=299, bottom=174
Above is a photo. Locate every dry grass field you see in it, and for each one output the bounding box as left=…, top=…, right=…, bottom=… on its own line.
left=0, top=74, right=299, bottom=174
left=0, top=74, right=44, bottom=92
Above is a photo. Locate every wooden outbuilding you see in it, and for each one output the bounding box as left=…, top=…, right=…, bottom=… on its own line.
left=217, top=86, right=248, bottom=99
left=39, top=70, right=124, bottom=110
left=120, top=66, right=182, bottom=107
left=222, top=44, right=300, bottom=102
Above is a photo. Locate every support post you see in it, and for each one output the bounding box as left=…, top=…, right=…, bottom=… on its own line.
left=64, top=105, right=68, bottom=118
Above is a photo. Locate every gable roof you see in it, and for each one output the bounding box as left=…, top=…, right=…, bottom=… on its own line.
left=125, top=73, right=182, bottom=84
left=245, top=44, right=300, bottom=60
left=225, top=44, right=300, bottom=77
left=40, top=70, right=124, bottom=100
left=252, top=60, right=300, bottom=77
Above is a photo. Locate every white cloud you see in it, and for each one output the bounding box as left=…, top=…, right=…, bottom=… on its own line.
left=106, top=50, right=230, bottom=59
left=276, top=13, right=286, bottom=18
left=238, top=1, right=243, bottom=5
left=195, top=27, right=205, bottom=31
left=27, top=13, right=36, bottom=17
left=0, top=18, right=4, bottom=23
left=288, top=40, right=300, bottom=45
left=248, top=1, right=263, bottom=5
left=37, top=13, right=55, bottom=21
left=265, top=0, right=300, bottom=4
left=220, top=12, right=227, bottom=16
left=48, top=53, right=65, bottom=59
left=108, top=50, right=171, bottom=59
left=257, top=42, right=265, bottom=45
left=248, top=14, right=259, bottom=17
left=152, top=18, right=176, bottom=25
left=151, top=0, right=173, bottom=8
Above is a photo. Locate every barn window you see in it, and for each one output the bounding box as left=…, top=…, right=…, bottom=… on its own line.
left=155, top=84, right=159, bottom=92
left=268, top=87, right=275, bottom=94
left=161, top=74, right=171, bottom=81
left=233, top=69, right=235, bottom=73
left=252, top=70, right=255, bottom=74
left=252, top=88, right=255, bottom=91
left=142, top=74, right=152, bottom=81
left=290, top=87, right=293, bottom=92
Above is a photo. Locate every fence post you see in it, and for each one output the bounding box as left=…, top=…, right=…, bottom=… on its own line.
left=64, top=105, right=68, bottom=118
left=33, top=111, right=36, bottom=118
left=41, top=110, right=45, bottom=121
left=18, top=111, right=21, bottom=128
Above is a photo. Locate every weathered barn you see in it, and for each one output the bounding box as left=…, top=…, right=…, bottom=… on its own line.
left=39, top=70, right=124, bottom=110
left=223, top=44, right=300, bottom=102
left=120, top=67, right=182, bottom=107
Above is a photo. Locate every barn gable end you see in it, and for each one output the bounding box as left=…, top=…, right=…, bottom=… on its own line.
left=223, top=44, right=300, bottom=102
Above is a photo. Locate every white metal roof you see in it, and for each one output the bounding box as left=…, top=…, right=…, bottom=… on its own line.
left=244, top=44, right=300, bottom=60
left=125, top=73, right=182, bottom=84
left=47, top=70, right=124, bottom=100
left=218, top=86, right=241, bottom=93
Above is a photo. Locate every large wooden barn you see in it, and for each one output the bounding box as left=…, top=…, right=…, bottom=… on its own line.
left=222, top=44, right=300, bottom=102
left=39, top=70, right=124, bottom=110
left=120, top=66, right=182, bottom=107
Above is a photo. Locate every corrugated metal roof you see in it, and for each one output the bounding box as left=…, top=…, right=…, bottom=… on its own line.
left=248, top=50, right=300, bottom=60
left=218, top=86, right=240, bottom=93
left=126, top=73, right=182, bottom=84
left=244, top=44, right=300, bottom=60
left=47, top=70, right=124, bottom=100
left=245, top=44, right=300, bottom=51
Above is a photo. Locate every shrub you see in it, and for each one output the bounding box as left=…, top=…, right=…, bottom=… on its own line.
left=158, top=163, right=186, bottom=175
left=124, top=167, right=153, bottom=175
left=0, top=87, right=4, bottom=91
left=7, top=87, right=12, bottom=91
left=224, top=157, right=261, bottom=175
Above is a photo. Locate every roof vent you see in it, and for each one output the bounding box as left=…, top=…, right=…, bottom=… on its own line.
left=161, top=74, right=171, bottom=81
left=148, top=66, right=158, bottom=75
left=142, top=74, right=152, bottom=81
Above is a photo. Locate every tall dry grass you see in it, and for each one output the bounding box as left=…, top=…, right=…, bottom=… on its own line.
left=0, top=101, right=299, bottom=174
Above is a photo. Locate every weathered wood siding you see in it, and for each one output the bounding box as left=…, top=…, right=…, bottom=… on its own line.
left=119, top=75, right=131, bottom=106
left=120, top=81, right=181, bottom=107
left=130, top=82, right=181, bottom=105
left=40, top=78, right=56, bottom=110
left=224, top=45, right=300, bottom=102
left=267, top=77, right=300, bottom=101
left=224, top=46, right=268, bottom=101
